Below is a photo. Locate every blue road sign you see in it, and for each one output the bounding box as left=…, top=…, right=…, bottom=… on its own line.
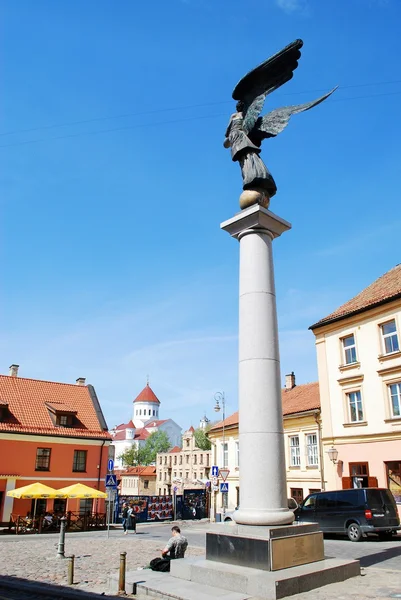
left=173, top=486, right=178, bottom=493
left=107, top=458, right=114, bottom=472
left=105, top=473, right=117, bottom=487
left=211, top=466, right=219, bottom=477
left=220, top=482, right=229, bottom=493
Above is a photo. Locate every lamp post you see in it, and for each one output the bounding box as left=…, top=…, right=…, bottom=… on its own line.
left=214, top=392, right=226, bottom=519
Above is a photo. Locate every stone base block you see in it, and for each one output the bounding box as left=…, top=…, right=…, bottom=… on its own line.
left=206, top=522, right=324, bottom=571
left=170, top=556, right=361, bottom=599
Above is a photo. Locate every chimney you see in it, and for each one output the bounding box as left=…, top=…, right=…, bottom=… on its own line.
left=285, top=372, right=296, bottom=390
left=9, top=364, right=19, bottom=377
left=76, top=377, right=86, bottom=386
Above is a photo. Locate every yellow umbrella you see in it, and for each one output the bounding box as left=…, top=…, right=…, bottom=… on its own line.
left=7, top=482, right=64, bottom=521
left=56, top=483, right=107, bottom=499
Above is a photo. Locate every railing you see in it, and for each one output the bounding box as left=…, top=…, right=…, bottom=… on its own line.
left=9, top=512, right=106, bottom=534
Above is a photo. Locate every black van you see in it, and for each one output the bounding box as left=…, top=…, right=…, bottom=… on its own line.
left=295, top=488, right=400, bottom=541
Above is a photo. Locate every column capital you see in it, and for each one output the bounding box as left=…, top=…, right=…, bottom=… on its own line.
left=221, top=205, right=291, bottom=240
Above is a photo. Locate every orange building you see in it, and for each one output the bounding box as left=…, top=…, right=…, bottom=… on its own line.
left=0, top=365, right=111, bottom=522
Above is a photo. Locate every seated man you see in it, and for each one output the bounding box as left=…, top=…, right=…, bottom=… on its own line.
left=162, top=526, right=188, bottom=559
left=149, top=526, right=188, bottom=572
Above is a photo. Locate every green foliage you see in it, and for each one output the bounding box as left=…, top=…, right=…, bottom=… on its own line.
left=143, top=430, right=171, bottom=464
left=194, top=427, right=212, bottom=450
left=118, top=431, right=171, bottom=467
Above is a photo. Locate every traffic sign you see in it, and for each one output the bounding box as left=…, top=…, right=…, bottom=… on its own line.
left=173, top=486, right=178, bottom=493
left=220, top=482, right=229, bottom=493
left=211, top=476, right=218, bottom=486
left=211, top=466, right=219, bottom=477
left=107, top=458, right=114, bottom=472
left=219, top=468, right=230, bottom=482
left=105, top=473, right=117, bottom=487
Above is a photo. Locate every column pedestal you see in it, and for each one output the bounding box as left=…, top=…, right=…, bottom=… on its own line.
left=221, top=205, right=293, bottom=526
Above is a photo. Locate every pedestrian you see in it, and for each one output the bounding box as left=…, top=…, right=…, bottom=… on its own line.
left=121, top=502, right=129, bottom=535
left=127, top=505, right=137, bottom=533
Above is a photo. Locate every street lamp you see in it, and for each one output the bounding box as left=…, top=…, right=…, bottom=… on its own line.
left=327, top=447, right=339, bottom=464
left=214, top=392, right=226, bottom=518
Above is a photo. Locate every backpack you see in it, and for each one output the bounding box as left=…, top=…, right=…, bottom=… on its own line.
left=150, top=558, right=171, bottom=572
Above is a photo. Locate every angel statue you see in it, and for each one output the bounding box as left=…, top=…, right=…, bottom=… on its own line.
left=224, top=39, right=336, bottom=210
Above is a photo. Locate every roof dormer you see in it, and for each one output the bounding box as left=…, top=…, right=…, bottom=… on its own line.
left=46, top=402, right=78, bottom=428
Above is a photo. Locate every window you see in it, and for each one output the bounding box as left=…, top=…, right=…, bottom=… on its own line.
left=290, top=488, right=304, bottom=504
left=144, top=480, right=149, bottom=489
left=179, top=471, right=182, bottom=478
left=381, top=320, right=399, bottom=354
left=194, top=455, right=197, bottom=464
left=200, top=471, right=203, bottom=479
left=174, top=456, right=177, bottom=465
left=35, top=448, right=51, bottom=471
left=73, top=450, right=87, bottom=472
left=306, top=433, right=318, bottom=466
left=79, top=498, right=93, bottom=515
left=173, top=471, right=176, bottom=477
left=235, top=441, right=240, bottom=468
left=347, top=390, right=364, bottom=422
left=342, top=334, right=357, bottom=364
left=186, top=455, right=189, bottom=464
left=159, top=472, right=162, bottom=480
left=164, top=472, right=167, bottom=481
left=59, top=415, right=68, bottom=426
left=185, top=471, right=189, bottom=479
left=186, top=439, right=190, bottom=447
left=193, top=472, right=197, bottom=479
left=302, top=494, right=317, bottom=509
left=153, top=410, right=155, bottom=416
left=350, top=462, right=369, bottom=488
left=222, top=443, right=228, bottom=467
left=289, top=436, right=300, bottom=467
left=200, top=454, right=203, bottom=464
left=179, top=456, right=183, bottom=465
left=149, top=409, right=151, bottom=415
left=159, top=457, right=162, bottom=465
left=139, top=409, right=142, bottom=415
left=388, top=383, right=401, bottom=418
left=164, top=456, right=167, bottom=465
left=386, top=461, right=401, bottom=504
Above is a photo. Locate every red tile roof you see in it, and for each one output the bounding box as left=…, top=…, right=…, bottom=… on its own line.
left=145, top=419, right=167, bottom=428
left=188, top=426, right=195, bottom=433
left=112, top=427, right=150, bottom=442
left=310, top=264, right=401, bottom=329
left=169, top=446, right=181, bottom=453
left=115, top=420, right=134, bottom=431
left=133, top=383, right=160, bottom=405
left=0, top=375, right=110, bottom=439
left=123, top=466, right=157, bottom=477
left=209, top=382, right=320, bottom=431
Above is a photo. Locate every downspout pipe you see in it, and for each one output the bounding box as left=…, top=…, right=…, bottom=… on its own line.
left=314, top=411, right=325, bottom=491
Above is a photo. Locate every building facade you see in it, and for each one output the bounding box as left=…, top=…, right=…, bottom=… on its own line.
left=156, top=426, right=211, bottom=496
left=207, top=375, right=322, bottom=517
left=119, top=466, right=157, bottom=496
left=0, top=365, right=111, bottom=522
left=110, top=383, right=182, bottom=469
left=310, top=264, right=401, bottom=515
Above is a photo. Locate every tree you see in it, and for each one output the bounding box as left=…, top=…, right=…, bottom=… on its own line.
left=142, top=430, right=171, bottom=464
left=194, top=426, right=212, bottom=451
left=118, top=445, right=146, bottom=468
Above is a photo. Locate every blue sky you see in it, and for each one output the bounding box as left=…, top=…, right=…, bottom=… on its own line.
left=1, top=0, right=400, bottom=432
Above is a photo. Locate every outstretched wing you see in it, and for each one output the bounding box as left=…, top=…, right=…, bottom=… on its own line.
left=252, top=87, right=337, bottom=141
left=233, top=39, right=304, bottom=134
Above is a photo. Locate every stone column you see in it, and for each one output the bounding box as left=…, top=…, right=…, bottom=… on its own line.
left=221, top=205, right=293, bottom=526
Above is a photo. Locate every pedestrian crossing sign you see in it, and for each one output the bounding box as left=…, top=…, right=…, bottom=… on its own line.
left=105, top=473, right=117, bottom=487
left=220, top=482, right=229, bottom=493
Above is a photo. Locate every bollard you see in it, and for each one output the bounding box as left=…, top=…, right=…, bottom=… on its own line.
left=57, top=516, right=67, bottom=558
left=118, top=552, right=127, bottom=595
left=67, top=554, right=75, bottom=585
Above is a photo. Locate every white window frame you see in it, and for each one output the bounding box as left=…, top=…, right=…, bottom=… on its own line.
left=289, top=436, right=300, bottom=467
left=380, top=319, right=400, bottom=355
left=342, top=334, right=357, bottom=365
left=306, top=433, right=319, bottom=466
left=388, top=382, right=401, bottom=418
left=235, top=441, right=239, bottom=468
left=222, top=442, right=229, bottom=468
left=347, top=390, right=364, bottom=423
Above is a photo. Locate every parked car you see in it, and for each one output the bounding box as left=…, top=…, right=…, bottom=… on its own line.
left=223, top=498, right=298, bottom=523
left=295, top=488, right=400, bottom=542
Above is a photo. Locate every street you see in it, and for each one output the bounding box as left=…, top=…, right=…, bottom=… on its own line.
left=0, top=522, right=400, bottom=598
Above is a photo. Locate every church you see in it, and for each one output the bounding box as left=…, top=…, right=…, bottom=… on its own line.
left=110, top=382, right=182, bottom=468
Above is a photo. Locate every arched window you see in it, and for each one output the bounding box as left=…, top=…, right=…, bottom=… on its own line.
left=139, top=409, right=142, bottom=415
left=149, top=409, right=151, bottom=415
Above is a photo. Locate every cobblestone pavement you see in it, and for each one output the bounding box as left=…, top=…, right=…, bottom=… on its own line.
left=0, top=527, right=204, bottom=595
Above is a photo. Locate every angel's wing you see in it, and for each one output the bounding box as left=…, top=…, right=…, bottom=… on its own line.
left=233, top=39, right=304, bottom=134
left=251, top=88, right=337, bottom=142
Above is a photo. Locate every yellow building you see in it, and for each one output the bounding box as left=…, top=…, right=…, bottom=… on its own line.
left=310, top=264, right=401, bottom=515
left=207, top=374, right=322, bottom=518
left=119, top=466, right=157, bottom=496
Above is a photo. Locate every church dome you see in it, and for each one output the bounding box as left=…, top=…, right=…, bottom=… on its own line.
left=133, top=383, right=160, bottom=405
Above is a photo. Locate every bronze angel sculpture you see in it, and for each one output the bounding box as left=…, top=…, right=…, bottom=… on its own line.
left=224, top=39, right=336, bottom=209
